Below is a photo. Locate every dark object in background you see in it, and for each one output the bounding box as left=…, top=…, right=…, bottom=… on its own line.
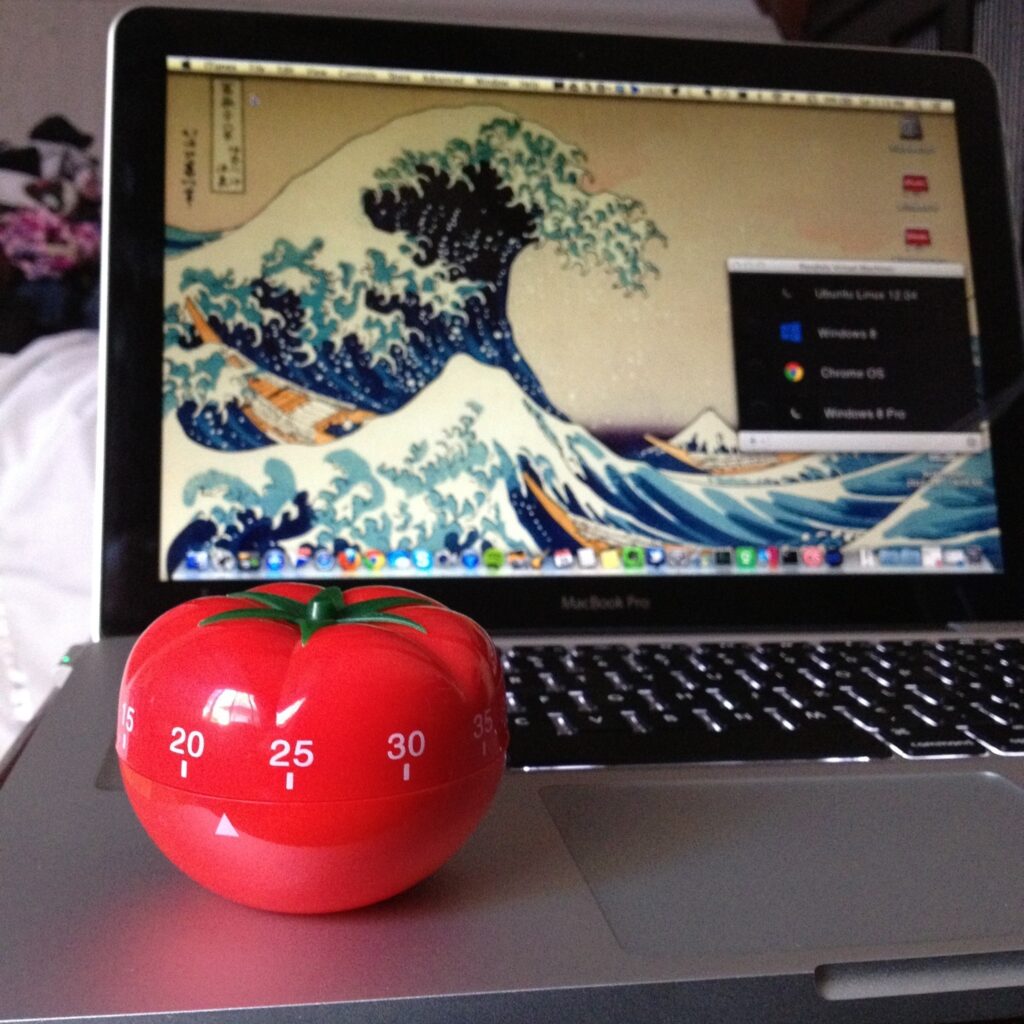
left=30, top=114, right=93, bottom=151
left=0, top=115, right=101, bottom=355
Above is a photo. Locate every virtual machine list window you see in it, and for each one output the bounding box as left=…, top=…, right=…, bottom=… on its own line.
left=728, top=258, right=984, bottom=454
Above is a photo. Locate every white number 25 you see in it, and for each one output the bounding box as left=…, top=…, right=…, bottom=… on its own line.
left=269, top=738, right=315, bottom=767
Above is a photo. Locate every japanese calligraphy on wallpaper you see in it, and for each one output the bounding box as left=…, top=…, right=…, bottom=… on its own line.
left=211, top=77, right=245, bottom=193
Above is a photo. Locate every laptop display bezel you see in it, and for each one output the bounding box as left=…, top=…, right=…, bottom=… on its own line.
left=100, top=5, right=1024, bottom=636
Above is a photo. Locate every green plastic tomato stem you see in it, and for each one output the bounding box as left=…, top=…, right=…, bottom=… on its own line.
left=200, top=587, right=429, bottom=644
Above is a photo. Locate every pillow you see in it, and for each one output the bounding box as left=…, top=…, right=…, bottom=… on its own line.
left=0, top=330, right=97, bottom=755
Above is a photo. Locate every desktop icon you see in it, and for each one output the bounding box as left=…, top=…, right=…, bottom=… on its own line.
left=314, top=548, right=337, bottom=572
left=483, top=547, right=505, bottom=571
left=735, top=546, right=757, bottom=571
left=461, top=550, right=481, bottom=571
left=899, top=114, right=923, bottom=140
left=645, top=546, right=666, bottom=568
left=337, top=547, right=361, bottom=572
left=263, top=547, right=287, bottom=573
left=185, top=549, right=210, bottom=572
left=857, top=548, right=878, bottom=569
left=553, top=548, right=575, bottom=570
left=899, top=546, right=923, bottom=567
left=434, top=549, right=457, bottom=569
left=621, top=546, right=645, bottom=571
left=388, top=549, right=413, bottom=571
left=783, top=361, right=805, bottom=383
left=779, top=321, right=803, bottom=343
left=294, top=543, right=316, bottom=569
left=507, top=550, right=530, bottom=570
left=237, top=550, right=261, bottom=571
left=362, top=549, right=387, bottom=571
left=877, top=547, right=903, bottom=567
left=412, top=548, right=433, bottom=571
left=576, top=547, right=598, bottom=569
left=600, top=548, right=622, bottom=570
left=800, top=545, right=825, bottom=568
left=758, top=546, right=780, bottom=569
left=825, top=548, right=844, bottom=568
left=965, top=545, right=985, bottom=565
left=211, top=548, right=236, bottom=572
left=665, top=546, right=691, bottom=568
left=943, top=548, right=967, bottom=567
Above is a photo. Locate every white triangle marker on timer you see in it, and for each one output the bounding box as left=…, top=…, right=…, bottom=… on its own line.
left=215, top=814, right=239, bottom=838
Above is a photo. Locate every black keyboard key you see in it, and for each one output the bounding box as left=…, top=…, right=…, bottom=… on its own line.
left=904, top=679, right=948, bottom=707
left=885, top=731, right=984, bottom=758
left=575, top=711, right=631, bottom=733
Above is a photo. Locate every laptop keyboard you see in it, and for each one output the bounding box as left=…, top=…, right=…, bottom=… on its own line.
left=501, top=638, right=1024, bottom=767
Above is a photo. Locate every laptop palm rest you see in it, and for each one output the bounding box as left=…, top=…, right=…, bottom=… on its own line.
left=540, top=772, right=1024, bottom=958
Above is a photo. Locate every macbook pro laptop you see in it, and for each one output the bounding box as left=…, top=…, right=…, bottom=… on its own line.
left=3, top=6, right=1024, bottom=1022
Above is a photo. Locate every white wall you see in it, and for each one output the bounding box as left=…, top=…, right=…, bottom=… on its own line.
left=0, top=0, right=778, bottom=152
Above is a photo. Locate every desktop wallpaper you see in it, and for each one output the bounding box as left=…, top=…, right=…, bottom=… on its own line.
left=159, top=69, right=999, bottom=578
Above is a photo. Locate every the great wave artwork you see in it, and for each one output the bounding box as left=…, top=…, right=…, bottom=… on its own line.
left=161, top=100, right=998, bottom=577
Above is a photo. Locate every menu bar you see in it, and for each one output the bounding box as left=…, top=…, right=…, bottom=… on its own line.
left=168, top=57, right=954, bottom=114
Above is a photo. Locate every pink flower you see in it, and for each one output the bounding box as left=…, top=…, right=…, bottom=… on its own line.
left=0, top=207, right=100, bottom=280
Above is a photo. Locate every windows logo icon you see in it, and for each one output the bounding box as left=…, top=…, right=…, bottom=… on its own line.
left=779, top=321, right=803, bottom=343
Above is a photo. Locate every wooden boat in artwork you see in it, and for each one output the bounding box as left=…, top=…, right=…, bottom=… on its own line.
left=642, top=432, right=803, bottom=476
left=183, top=296, right=375, bottom=445
left=520, top=466, right=664, bottom=552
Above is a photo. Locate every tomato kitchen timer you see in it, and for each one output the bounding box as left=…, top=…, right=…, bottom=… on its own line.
left=116, top=583, right=508, bottom=913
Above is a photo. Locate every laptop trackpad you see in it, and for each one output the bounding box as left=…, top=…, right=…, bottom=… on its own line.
left=540, top=773, right=1024, bottom=957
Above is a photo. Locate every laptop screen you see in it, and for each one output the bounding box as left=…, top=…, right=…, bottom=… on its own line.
left=158, top=54, right=998, bottom=584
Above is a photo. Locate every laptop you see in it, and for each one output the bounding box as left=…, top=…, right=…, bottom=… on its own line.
left=3, top=5, right=1024, bottom=1021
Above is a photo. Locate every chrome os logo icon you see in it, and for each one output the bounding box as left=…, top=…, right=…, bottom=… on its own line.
left=783, top=361, right=805, bottom=383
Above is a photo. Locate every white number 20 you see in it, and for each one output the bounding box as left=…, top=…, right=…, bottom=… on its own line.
left=170, top=727, right=204, bottom=758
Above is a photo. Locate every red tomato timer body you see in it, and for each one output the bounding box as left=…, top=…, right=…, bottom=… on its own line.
left=116, top=584, right=508, bottom=913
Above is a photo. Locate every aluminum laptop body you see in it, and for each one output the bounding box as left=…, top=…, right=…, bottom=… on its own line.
left=3, top=6, right=1024, bottom=1023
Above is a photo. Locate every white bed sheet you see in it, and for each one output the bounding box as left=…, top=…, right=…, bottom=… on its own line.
left=0, top=330, right=98, bottom=758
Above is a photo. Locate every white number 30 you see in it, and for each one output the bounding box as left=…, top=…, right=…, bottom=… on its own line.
left=387, top=731, right=425, bottom=760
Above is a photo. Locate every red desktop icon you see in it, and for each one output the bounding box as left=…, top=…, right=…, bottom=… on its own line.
left=902, top=174, right=929, bottom=193
left=904, top=227, right=932, bottom=247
